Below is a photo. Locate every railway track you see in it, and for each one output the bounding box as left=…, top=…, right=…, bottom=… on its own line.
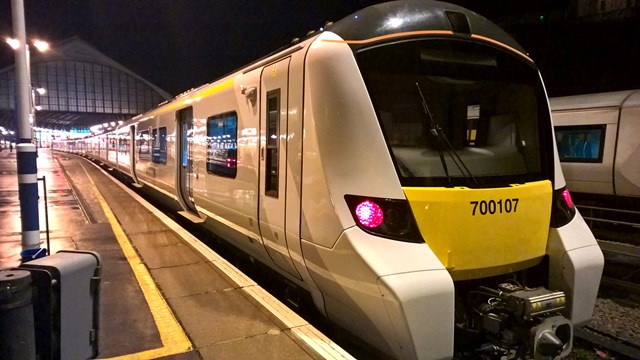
left=571, top=239, right=640, bottom=359
left=598, top=240, right=640, bottom=293
left=577, top=203, right=640, bottom=246
left=578, top=197, right=640, bottom=294
left=573, top=326, right=640, bottom=360
left=570, top=200, right=640, bottom=359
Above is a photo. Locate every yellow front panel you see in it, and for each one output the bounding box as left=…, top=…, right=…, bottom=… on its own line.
left=404, top=180, right=552, bottom=280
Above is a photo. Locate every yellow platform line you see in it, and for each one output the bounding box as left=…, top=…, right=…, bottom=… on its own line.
left=79, top=162, right=192, bottom=359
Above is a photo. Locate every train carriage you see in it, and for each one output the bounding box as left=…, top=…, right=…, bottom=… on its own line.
left=58, top=1, right=604, bottom=359
left=551, top=89, right=640, bottom=198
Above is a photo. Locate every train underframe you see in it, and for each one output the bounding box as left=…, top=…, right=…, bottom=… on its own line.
left=453, top=259, right=573, bottom=359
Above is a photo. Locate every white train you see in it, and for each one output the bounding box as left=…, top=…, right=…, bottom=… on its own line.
left=57, top=1, right=604, bottom=359
left=551, top=89, right=640, bottom=198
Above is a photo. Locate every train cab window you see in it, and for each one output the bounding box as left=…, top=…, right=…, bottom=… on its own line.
left=554, top=125, right=605, bottom=163
left=265, top=90, right=280, bottom=197
left=356, top=39, right=552, bottom=188
left=206, top=112, right=238, bottom=178
left=152, top=127, right=167, bottom=164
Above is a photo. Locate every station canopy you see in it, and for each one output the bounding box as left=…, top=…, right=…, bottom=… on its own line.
left=0, top=37, right=171, bottom=134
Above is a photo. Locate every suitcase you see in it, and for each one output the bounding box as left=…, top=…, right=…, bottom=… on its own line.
left=19, top=250, right=101, bottom=360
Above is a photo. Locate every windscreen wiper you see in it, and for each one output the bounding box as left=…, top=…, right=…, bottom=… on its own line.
left=415, top=82, right=478, bottom=187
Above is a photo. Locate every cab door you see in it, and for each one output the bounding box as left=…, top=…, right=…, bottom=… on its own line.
left=259, top=58, right=300, bottom=279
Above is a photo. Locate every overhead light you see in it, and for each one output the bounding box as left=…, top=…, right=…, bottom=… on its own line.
left=6, top=38, right=20, bottom=49
left=33, top=40, right=49, bottom=53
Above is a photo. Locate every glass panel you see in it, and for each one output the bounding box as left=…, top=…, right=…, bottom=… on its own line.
left=555, top=125, right=605, bottom=163
left=182, top=122, right=188, bottom=168
left=119, top=136, right=129, bottom=154
left=266, top=90, right=280, bottom=197
left=159, top=127, right=167, bottom=163
left=356, top=39, right=552, bottom=188
left=138, top=130, right=150, bottom=161
left=206, top=112, right=238, bottom=178
left=152, top=127, right=167, bottom=164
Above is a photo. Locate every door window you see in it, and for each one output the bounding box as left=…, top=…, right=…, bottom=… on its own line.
left=266, top=90, right=280, bottom=197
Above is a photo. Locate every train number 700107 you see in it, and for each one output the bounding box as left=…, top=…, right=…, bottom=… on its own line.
left=470, top=199, right=519, bottom=216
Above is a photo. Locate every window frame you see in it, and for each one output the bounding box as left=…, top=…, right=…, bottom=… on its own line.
left=151, top=126, right=168, bottom=164
left=206, top=111, right=238, bottom=178
left=554, top=124, right=606, bottom=163
left=354, top=38, right=554, bottom=188
left=265, top=89, right=280, bottom=197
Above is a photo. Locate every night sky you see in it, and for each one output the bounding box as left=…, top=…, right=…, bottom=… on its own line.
left=1, top=0, right=639, bottom=98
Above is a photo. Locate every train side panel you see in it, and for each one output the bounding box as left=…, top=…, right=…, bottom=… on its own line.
left=135, top=111, right=178, bottom=196
left=301, top=31, right=454, bottom=360
left=134, top=116, right=159, bottom=187
left=551, top=89, right=640, bottom=197
left=552, top=107, right=618, bottom=194
left=547, top=209, right=604, bottom=325
left=615, top=93, right=640, bottom=196
left=114, top=126, right=133, bottom=176
left=188, top=77, right=275, bottom=267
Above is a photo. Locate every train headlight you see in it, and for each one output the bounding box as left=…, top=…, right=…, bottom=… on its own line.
left=561, top=188, right=574, bottom=208
left=354, top=200, right=384, bottom=228
left=550, top=186, right=576, bottom=228
left=345, top=195, right=423, bottom=243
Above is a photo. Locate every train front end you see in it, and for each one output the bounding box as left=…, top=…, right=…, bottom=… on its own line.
left=302, top=1, right=604, bottom=359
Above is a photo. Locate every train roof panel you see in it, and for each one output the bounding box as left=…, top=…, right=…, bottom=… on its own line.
left=550, top=89, right=640, bottom=111
left=326, top=0, right=525, bottom=53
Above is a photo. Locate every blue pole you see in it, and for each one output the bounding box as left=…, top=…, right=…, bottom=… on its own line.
left=17, top=143, right=40, bottom=249
left=11, top=0, right=40, bottom=251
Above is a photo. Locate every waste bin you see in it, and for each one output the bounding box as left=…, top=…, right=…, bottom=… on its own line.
left=0, top=270, right=36, bottom=360
left=19, top=250, right=101, bottom=359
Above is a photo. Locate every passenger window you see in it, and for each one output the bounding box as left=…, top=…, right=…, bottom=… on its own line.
left=265, top=90, right=280, bottom=197
left=138, top=130, right=150, bottom=162
left=119, top=135, right=129, bottom=154
left=206, top=112, right=238, bottom=178
left=554, top=125, right=605, bottom=163
left=152, top=127, right=168, bottom=164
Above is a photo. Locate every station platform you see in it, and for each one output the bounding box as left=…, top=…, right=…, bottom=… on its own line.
left=0, top=147, right=352, bottom=360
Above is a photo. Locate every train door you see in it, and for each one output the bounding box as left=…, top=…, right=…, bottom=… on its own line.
left=259, top=58, right=301, bottom=279
left=129, top=125, right=142, bottom=187
left=176, top=107, right=203, bottom=222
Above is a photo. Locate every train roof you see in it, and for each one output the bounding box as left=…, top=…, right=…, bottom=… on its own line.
left=326, top=0, right=526, bottom=54
left=125, top=0, right=533, bottom=127
left=550, top=89, right=640, bottom=111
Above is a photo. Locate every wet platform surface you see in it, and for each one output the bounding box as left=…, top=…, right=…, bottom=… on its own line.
left=0, top=147, right=351, bottom=359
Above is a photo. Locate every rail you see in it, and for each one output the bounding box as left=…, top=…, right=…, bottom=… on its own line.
left=574, top=326, right=640, bottom=360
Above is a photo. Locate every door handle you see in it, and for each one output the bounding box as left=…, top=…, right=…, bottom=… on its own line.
left=260, top=146, right=265, bottom=161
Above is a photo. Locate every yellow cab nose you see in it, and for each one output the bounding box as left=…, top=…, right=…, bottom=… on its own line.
left=404, top=180, right=552, bottom=280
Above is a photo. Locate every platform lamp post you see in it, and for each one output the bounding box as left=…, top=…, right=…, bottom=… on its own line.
left=31, top=87, right=46, bottom=148
left=29, top=40, right=48, bottom=149
left=9, top=0, right=41, bottom=253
